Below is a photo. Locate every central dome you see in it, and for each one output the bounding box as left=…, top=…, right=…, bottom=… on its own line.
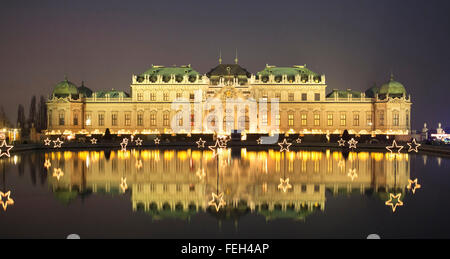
left=53, top=77, right=79, bottom=97
left=378, top=75, right=406, bottom=97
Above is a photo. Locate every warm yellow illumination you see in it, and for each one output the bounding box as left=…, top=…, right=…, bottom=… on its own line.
left=0, top=140, right=13, bottom=158
left=44, top=159, right=51, bottom=169
left=208, top=192, right=226, bottom=212
left=52, top=168, right=64, bottom=181
left=278, top=139, right=292, bottom=152
left=0, top=191, right=14, bottom=211
left=120, top=177, right=128, bottom=193
left=53, top=138, right=63, bottom=148
left=347, top=168, right=358, bottom=181
left=407, top=178, right=421, bottom=194
left=385, top=193, right=404, bottom=212
left=278, top=178, right=292, bottom=193
left=386, top=140, right=403, bottom=154
left=348, top=138, right=358, bottom=149
left=407, top=139, right=421, bottom=153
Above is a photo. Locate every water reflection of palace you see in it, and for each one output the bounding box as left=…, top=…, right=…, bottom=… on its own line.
left=46, top=149, right=410, bottom=220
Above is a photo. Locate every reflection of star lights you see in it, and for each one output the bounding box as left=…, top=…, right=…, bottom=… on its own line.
left=135, top=159, right=143, bottom=170
left=154, top=137, right=160, bottom=145
left=338, top=138, right=346, bottom=147
left=385, top=193, right=404, bottom=212
left=338, top=160, right=345, bottom=170
left=348, top=138, right=358, bottom=149
left=256, top=138, right=262, bottom=144
left=0, top=191, right=14, bottom=211
left=407, top=178, right=421, bottom=194
left=196, top=138, right=206, bottom=148
left=208, top=192, right=226, bottom=212
left=386, top=140, right=403, bottom=154
left=53, top=168, right=64, bottom=181
left=196, top=168, right=206, bottom=180
left=295, top=138, right=302, bottom=144
left=407, top=139, right=421, bottom=153
left=0, top=140, right=13, bottom=158
left=278, top=139, right=292, bottom=152
left=91, top=138, right=97, bottom=144
left=348, top=168, right=358, bottom=181
left=53, top=138, right=63, bottom=148
left=120, top=177, right=128, bottom=193
left=278, top=178, right=292, bottom=193
left=135, top=138, right=143, bottom=146
left=120, top=139, right=128, bottom=151
left=208, top=139, right=222, bottom=157
left=44, top=159, right=51, bottom=169
left=44, top=138, right=52, bottom=146
left=218, top=136, right=229, bottom=148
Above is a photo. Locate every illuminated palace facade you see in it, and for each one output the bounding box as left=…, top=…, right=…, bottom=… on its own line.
left=46, top=61, right=412, bottom=136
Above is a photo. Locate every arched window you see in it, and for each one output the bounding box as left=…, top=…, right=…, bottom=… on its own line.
left=393, top=111, right=399, bottom=126
left=58, top=111, right=65, bottom=126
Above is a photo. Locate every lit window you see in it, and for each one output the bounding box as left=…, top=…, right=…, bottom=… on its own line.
left=302, top=93, right=307, bottom=101
left=353, top=114, right=359, bottom=126
left=73, top=113, right=78, bottom=126
left=288, top=93, right=294, bottom=102
left=315, top=93, right=320, bottom=101
left=98, top=113, right=105, bottom=126
left=340, top=114, right=346, bottom=126
left=393, top=112, right=399, bottom=126
left=366, top=112, right=372, bottom=126
left=314, top=114, right=320, bottom=126
left=151, top=113, right=157, bottom=127
left=327, top=114, right=333, bottom=126
left=137, top=93, right=143, bottom=101
left=59, top=112, right=65, bottom=126
left=137, top=113, right=143, bottom=126
left=85, top=113, right=91, bottom=126
left=379, top=111, right=384, bottom=126
left=111, top=113, right=118, bottom=126
left=275, top=92, right=281, bottom=100
left=163, top=93, right=169, bottom=101
left=125, top=113, right=131, bottom=126
left=275, top=114, right=280, bottom=126
left=301, top=114, right=307, bottom=126
left=288, top=113, right=294, bottom=126
left=150, top=93, right=156, bottom=101
left=163, top=113, right=169, bottom=127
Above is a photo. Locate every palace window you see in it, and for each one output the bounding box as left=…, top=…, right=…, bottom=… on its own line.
left=48, top=111, right=52, bottom=127
left=190, top=93, right=195, bottom=101
left=191, top=114, right=195, bottom=127
left=366, top=112, right=372, bottom=126
left=340, top=114, right=346, bottom=126
left=150, top=93, right=156, bottom=101
left=58, top=111, right=65, bottom=126
left=112, top=113, right=118, bottom=126
left=393, top=112, right=399, bottom=126
left=137, top=93, right=143, bottom=101
left=275, top=92, right=281, bottom=100
left=125, top=113, right=131, bottom=126
left=314, top=114, right=320, bottom=126
left=288, top=93, right=294, bottom=102
left=98, top=113, right=105, bottom=126
left=163, top=93, right=169, bottom=101
left=151, top=113, right=157, bottom=127
left=163, top=113, right=169, bottom=127
left=176, top=92, right=182, bottom=99
left=288, top=113, right=294, bottom=126
left=85, top=113, right=92, bottom=126
left=177, top=114, right=183, bottom=127
left=261, top=112, right=268, bottom=126
left=315, top=93, right=320, bottom=101
left=353, top=114, right=359, bottom=126
left=302, top=93, right=307, bottom=101
left=301, top=114, right=307, bottom=126
left=379, top=111, right=384, bottom=126
left=327, top=114, right=333, bottom=126
left=137, top=113, right=143, bottom=126
left=73, top=113, right=78, bottom=126
left=275, top=114, right=280, bottom=126
left=406, top=111, right=410, bottom=128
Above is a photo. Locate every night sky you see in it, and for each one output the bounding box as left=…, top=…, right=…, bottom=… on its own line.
left=0, top=0, right=449, bottom=130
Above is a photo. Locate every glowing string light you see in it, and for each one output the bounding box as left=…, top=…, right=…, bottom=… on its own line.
left=386, top=140, right=403, bottom=154
left=348, top=138, right=358, bottom=149
left=0, top=140, right=13, bottom=158
left=91, top=138, right=98, bottom=144
left=385, top=193, right=404, bottom=212
left=347, top=168, right=358, bottom=181
left=53, top=138, right=63, bottom=148
left=407, top=178, right=421, bottom=194
left=208, top=192, right=226, bottom=212
left=407, top=139, right=421, bottom=153
left=120, top=177, right=128, bottom=193
left=0, top=191, right=14, bottom=211
left=338, top=138, right=346, bottom=147
left=196, top=138, right=206, bottom=148
left=44, top=138, right=51, bottom=146
left=278, top=139, right=292, bottom=152
left=135, top=138, right=143, bottom=146
left=278, top=178, right=292, bottom=193
left=52, top=168, right=64, bottom=181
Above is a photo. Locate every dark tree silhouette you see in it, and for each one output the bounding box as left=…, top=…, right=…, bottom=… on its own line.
left=36, top=96, right=47, bottom=132
left=28, top=95, right=37, bottom=130
left=17, top=104, right=26, bottom=136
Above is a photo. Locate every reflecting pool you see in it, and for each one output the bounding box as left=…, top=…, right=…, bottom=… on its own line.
left=0, top=148, right=449, bottom=238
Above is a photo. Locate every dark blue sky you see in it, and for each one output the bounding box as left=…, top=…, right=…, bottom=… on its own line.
left=0, top=0, right=449, bottom=130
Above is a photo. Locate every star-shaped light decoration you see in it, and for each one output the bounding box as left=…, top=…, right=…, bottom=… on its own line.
left=91, top=138, right=98, bottom=145
left=135, top=138, right=143, bottom=146
left=120, top=139, right=128, bottom=151
left=407, top=178, right=422, bottom=194
left=44, top=138, right=52, bottom=146
left=0, top=191, right=14, bottom=211
left=208, top=192, right=226, bottom=212
left=196, top=138, right=206, bottom=148
left=278, top=139, right=292, bottom=152
left=208, top=139, right=223, bottom=157
left=218, top=136, right=229, bottom=148
left=326, top=133, right=330, bottom=142
left=120, top=177, right=128, bottom=193
left=278, top=178, right=292, bottom=193
left=53, top=138, right=63, bottom=148
left=52, top=168, right=64, bottom=181
left=196, top=168, right=206, bottom=180
left=0, top=140, right=13, bottom=158
left=386, top=140, right=404, bottom=154
left=44, top=159, right=52, bottom=169
left=154, top=137, right=160, bottom=145
left=407, top=139, right=421, bottom=153
left=348, top=138, right=358, bottom=149
left=295, top=137, right=302, bottom=144
left=256, top=138, right=263, bottom=144
left=135, top=159, right=143, bottom=170
left=348, top=168, right=358, bottom=181
left=385, top=193, right=404, bottom=212
left=338, top=138, right=346, bottom=147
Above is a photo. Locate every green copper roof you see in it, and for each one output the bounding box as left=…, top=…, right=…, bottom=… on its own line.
left=365, top=85, right=379, bottom=98
left=78, top=81, right=93, bottom=97
left=257, top=65, right=320, bottom=80
left=53, top=77, right=79, bottom=96
left=139, top=65, right=200, bottom=83
left=206, top=64, right=251, bottom=78
left=326, top=89, right=362, bottom=98
left=95, top=89, right=129, bottom=98
left=379, top=75, right=406, bottom=96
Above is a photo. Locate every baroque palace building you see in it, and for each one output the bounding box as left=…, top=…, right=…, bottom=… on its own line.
left=46, top=60, right=412, bottom=136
